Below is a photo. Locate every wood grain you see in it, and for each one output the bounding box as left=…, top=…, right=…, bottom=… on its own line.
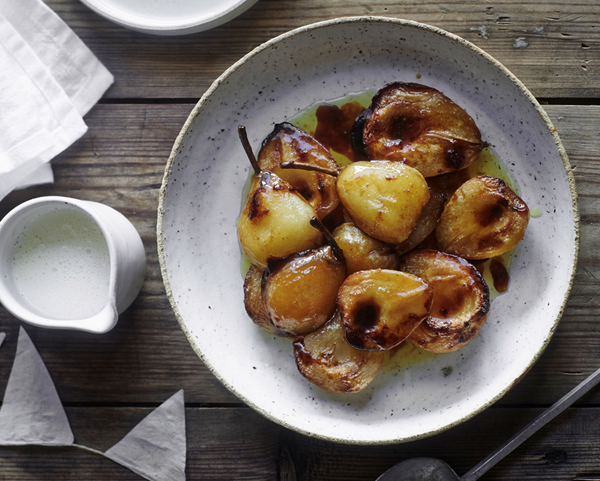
left=43, top=0, right=600, bottom=99
left=2, top=2, right=599, bottom=480
left=0, top=407, right=280, bottom=481
left=283, top=406, right=600, bottom=480
left=1, top=405, right=600, bottom=480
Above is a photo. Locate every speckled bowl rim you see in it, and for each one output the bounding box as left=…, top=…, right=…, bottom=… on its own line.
left=157, top=16, right=580, bottom=445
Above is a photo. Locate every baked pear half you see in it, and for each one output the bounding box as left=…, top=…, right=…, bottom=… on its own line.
left=262, top=242, right=347, bottom=336
left=337, top=160, right=430, bottom=244
left=398, top=249, right=490, bottom=353
left=237, top=171, right=323, bottom=269
left=337, top=269, right=433, bottom=351
left=332, top=222, right=399, bottom=274
left=360, top=82, right=484, bottom=177
left=293, top=312, right=384, bottom=393
left=257, top=122, right=339, bottom=219
left=436, top=175, right=529, bottom=259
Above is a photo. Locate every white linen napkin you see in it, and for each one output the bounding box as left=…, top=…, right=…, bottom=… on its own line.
left=0, top=0, right=113, bottom=202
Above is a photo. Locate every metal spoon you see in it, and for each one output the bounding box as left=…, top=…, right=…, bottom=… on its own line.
left=376, top=365, right=600, bottom=481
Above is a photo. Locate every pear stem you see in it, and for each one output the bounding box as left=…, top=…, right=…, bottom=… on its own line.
left=238, top=125, right=261, bottom=174
left=310, top=217, right=346, bottom=265
left=280, top=161, right=340, bottom=177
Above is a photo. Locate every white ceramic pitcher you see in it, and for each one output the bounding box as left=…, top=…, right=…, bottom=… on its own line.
left=0, top=196, right=146, bottom=333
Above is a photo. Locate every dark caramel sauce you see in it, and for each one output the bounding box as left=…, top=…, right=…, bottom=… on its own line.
left=468, top=252, right=512, bottom=301
left=314, top=103, right=365, bottom=162
left=289, top=89, right=376, bottom=166
left=490, top=257, right=509, bottom=293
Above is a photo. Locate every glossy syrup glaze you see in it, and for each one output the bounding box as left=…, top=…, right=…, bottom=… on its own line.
left=286, top=89, right=525, bottom=370
left=289, top=90, right=522, bottom=302
left=239, top=89, right=528, bottom=371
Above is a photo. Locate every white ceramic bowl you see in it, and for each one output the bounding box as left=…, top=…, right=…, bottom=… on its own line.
left=79, top=0, right=258, bottom=36
left=158, top=17, right=579, bottom=444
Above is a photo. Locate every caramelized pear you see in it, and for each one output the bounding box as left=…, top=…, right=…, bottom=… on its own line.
left=237, top=171, right=323, bottom=268
left=293, top=312, right=384, bottom=393
left=359, top=82, right=484, bottom=177
left=236, top=126, right=323, bottom=268
left=436, top=175, right=529, bottom=259
left=262, top=219, right=347, bottom=336
left=337, top=269, right=433, bottom=351
left=399, top=249, right=490, bottom=353
left=257, top=122, right=339, bottom=219
left=243, top=265, right=279, bottom=335
left=332, top=222, right=399, bottom=274
left=337, top=160, right=430, bottom=244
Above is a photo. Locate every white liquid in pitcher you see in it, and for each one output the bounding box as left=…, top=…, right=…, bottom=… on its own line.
left=11, top=207, right=111, bottom=320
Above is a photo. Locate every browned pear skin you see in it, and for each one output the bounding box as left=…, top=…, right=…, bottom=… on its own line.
left=436, top=175, right=529, bottom=260
left=257, top=122, right=339, bottom=219
left=237, top=171, right=323, bottom=269
left=243, top=265, right=280, bottom=335
left=262, top=245, right=347, bottom=336
left=293, top=312, right=384, bottom=393
left=398, top=249, right=490, bottom=353
left=337, top=269, right=433, bottom=351
left=337, top=160, right=430, bottom=245
left=362, top=82, right=484, bottom=177
left=395, top=179, right=446, bottom=254
left=332, top=222, right=399, bottom=274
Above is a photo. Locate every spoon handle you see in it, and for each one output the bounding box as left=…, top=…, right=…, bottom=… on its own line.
left=461, top=365, right=600, bottom=481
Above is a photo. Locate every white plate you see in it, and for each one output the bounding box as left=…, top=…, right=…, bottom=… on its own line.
left=157, top=17, right=579, bottom=444
left=79, top=0, right=258, bottom=35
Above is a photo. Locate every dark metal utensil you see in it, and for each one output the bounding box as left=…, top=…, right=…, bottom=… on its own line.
left=376, top=366, right=600, bottom=481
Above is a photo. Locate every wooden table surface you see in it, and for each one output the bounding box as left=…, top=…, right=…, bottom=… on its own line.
left=1, top=1, right=599, bottom=480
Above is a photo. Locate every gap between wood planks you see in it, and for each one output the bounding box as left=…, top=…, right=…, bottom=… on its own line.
left=96, top=98, right=600, bottom=106
left=60, top=402, right=248, bottom=408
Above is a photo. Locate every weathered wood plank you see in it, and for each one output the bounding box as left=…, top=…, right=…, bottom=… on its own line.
left=1, top=406, right=600, bottom=480
left=44, top=0, right=600, bottom=99
left=0, top=407, right=280, bottom=481
left=1, top=103, right=600, bottom=406
left=283, top=406, right=600, bottom=480
left=3, top=3, right=598, bottom=479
